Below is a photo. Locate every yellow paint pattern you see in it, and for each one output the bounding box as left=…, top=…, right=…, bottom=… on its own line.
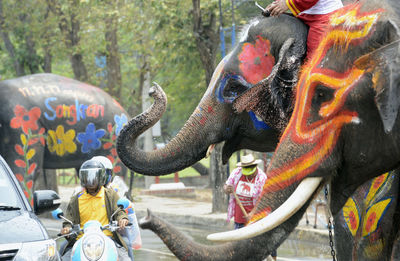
left=47, top=125, right=77, bottom=156
left=365, top=173, right=389, bottom=206
left=362, top=198, right=392, bottom=237
left=26, top=149, right=35, bottom=160
left=342, top=197, right=360, bottom=237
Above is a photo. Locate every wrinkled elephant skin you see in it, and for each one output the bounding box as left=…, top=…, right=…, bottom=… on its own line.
left=0, top=73, right=129, bottom=203
left=117, top=14, right=308, bottom=260
left=117, top=14, right=307, bottom=176
left=242, top=0, right=400, bottom=259
left=119, top=1, right=400, bottom=260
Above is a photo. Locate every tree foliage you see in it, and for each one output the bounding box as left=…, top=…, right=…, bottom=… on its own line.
left=0, top=0, right=261, bottom=138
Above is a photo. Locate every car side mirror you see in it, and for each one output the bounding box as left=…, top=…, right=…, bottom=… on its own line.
left=33, top=190, right=61, bottom=215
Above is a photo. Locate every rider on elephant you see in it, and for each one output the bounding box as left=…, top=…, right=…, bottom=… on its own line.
left=265, top=0, right=343, bottom=59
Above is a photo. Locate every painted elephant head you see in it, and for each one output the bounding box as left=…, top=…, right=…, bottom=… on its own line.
left=210, top=0, right=400, bottom=254
left=117, top=14, right=307, bottom=176
left=0, top=73, right=129, bottom=203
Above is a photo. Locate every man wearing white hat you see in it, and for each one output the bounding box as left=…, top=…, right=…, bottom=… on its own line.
left=223, top=154, right=276, bottom=260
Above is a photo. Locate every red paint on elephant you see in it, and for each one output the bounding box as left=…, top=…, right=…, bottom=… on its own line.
left=372, top=175, right=385, bottom=189
left=15, top=174, right=24, bottom=182
left=238, top=36, right=275, bottom=84
left=10, top=105, right=41, bottom=134
left=349, top=211, right=358, bottom=230
left=15, top=159, right=26, bottom=168
left=26, top=180, right=33, bottom=189
left=262, top=5, right=383, bottom=193
left=251, top=4, right=385, bottom=223
left=15, top=145, right=24, bottom=156
left=200, top=116, right=207, bottom=125
left=27, top=163, right=36, bottom=175
left=365, top=212, right=377, bottom=234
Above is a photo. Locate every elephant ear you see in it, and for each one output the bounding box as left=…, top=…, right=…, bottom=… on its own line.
left=232, top=37, right=302, bottom=131
left=355, top=41, right=400, bottom=133
left=355, top=20, right=400, bottom=133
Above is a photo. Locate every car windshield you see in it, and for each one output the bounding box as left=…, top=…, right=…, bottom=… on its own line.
left=0, top=167, right=24, bottom=209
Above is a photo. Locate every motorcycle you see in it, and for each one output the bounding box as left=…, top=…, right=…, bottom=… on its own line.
left=52, top=203, right=133, bottom=261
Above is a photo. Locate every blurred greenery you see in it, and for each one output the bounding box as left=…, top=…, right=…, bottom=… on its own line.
left=0, top=0, right=272, bottom=138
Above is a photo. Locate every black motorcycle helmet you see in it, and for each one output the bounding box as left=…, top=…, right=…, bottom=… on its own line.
left=79, top=159, right=107, bottom=194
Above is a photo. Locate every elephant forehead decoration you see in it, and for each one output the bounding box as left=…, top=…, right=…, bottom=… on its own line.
left=211, top=35, right=275, bottom=104
left=238, top=35, right=275, bottom=84
left=251, top=4, right=384, bottom=222
left=200, top=34, right=275, bottom=130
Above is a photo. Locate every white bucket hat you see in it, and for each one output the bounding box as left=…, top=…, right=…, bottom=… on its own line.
left=236, top=154, right=262, bottom=167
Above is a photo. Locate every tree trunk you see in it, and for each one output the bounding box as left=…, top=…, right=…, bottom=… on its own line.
left=46, top=0, right=88, bottom=81
left=210, top=144, right=228, bottom=213
left=0, top=0, right=25, bottom=76
left=70, top=53, right=88, bottom=81
left=192, top=0, right=223, bottom=213
left=142, top=61, right=155, bottom=188
left=24, top=33, right=40, bottom=74
left=105, top=14, right=122, bottom=98
left=41, top=6, right=52, bottom=73
left=43, top=48, right=52, bottom=73
left=192, top=0, right=219, bottom=85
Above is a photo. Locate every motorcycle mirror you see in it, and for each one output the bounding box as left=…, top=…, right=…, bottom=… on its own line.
left=33, top=190, right=61, bottom=215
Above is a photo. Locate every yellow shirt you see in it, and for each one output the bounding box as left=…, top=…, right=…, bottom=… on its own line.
left=78, top=186, right=113, bottom=238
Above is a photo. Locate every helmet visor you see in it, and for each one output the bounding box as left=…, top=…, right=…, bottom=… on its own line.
left=80, top=168, right=103, bottom=187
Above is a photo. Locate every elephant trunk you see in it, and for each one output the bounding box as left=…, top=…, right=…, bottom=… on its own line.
left=139, top=209, right=280, bottom=261
left=117, top=83, right=225, bottom=176
left=140, top=183, right=314, bottom=260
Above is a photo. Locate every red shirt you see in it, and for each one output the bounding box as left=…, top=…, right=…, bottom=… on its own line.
left=234, top=174, right=256, bottom=224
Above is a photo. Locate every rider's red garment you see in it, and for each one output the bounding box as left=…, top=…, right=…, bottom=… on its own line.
left=286, top=0, right=343, bottom=59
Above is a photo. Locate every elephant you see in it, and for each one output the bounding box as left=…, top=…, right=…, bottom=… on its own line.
left=116, top=0, right=400, bottom=259
left=205, top=0, right=400, bottom=260
left=116, top=12, right=308, bottom=260
left=0, top=73, right=129, bottom=204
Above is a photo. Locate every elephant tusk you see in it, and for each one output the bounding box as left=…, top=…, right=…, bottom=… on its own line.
left=207, top=177, right=323, bottom=242
left=205, top=144, right=216, bottom=158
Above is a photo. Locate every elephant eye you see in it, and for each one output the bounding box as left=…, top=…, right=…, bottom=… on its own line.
left=223, top=75, right=251, bottom=97
left=216, top=74, right=252, bottom=103
left=313, top=85, right=334, bottom=105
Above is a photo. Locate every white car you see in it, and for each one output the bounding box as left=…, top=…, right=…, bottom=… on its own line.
left=0, top=154, right=61, bottom=260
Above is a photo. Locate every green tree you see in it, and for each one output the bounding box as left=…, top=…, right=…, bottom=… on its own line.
left=46, top=0, right=88, bottom=81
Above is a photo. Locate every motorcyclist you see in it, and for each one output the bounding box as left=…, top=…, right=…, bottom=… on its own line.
left=60, top=159, right=131, bottom=260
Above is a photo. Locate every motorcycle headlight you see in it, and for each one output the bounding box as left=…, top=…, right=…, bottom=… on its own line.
left=82, top=234, right=105, bottom=261
left=14, top=239, right=58, bottom=261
